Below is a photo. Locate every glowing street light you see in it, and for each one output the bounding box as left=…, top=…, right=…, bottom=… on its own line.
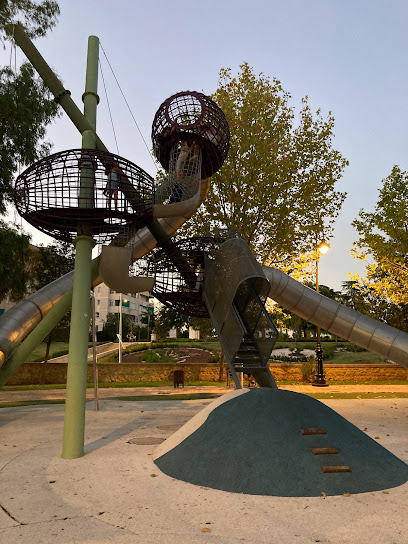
left=312, top=240, right=331, bottom=387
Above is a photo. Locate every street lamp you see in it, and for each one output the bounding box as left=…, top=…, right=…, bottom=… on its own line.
left=312, top=240, right=330, bottom=387
left=117, top=293, right=128, bottom=364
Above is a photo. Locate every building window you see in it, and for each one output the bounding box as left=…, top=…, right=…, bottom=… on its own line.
left=96, top=312, right=99, bottom=318
left=115, top=299, right=120, bottom=306
left=109, top=301, right=114, bottom=306
left=97, top=299, right=100, bottom=305
left=110, top=290, right=115, bottom=294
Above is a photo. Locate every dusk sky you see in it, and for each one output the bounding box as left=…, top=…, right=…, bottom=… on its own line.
left=2, top=0, right=407, bottom=290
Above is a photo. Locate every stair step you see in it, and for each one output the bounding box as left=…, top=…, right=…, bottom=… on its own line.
left=321, top=465, right=351, bottom=473
left=312, top=448, right=338, bottom=455
left=300, top=428, right=327, bottom=435
left=234, top=366, right=267, bottom=372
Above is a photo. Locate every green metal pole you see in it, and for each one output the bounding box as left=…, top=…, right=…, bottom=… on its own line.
left=5, top=24, right=108, bottom=152
left=62, top=36, right=99, bottom=459
left=62, top=236, right=95, bottom=458
left=5, top=23, right=177, bottom=250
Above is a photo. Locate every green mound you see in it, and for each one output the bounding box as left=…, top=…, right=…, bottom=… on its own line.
left=154, top=389, right=408, bottom=497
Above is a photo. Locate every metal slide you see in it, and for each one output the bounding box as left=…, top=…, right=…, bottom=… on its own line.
left=0, top=178, right=210, bottom=368
left=2, top=230, right=408, bottom=377
left=263, top=266, right=408, bottom=370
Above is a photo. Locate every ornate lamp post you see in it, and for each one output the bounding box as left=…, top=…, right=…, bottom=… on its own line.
left=312, top=240, right=330, bottom=387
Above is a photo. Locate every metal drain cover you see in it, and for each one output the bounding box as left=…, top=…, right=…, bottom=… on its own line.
left=128, top=437, right=166, bottom=445
left=157, top=424, right=183, bottom=431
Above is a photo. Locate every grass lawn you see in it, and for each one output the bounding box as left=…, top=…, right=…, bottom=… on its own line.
left=30, top=342, right=70, bottom=362
left=2, top=391, right=408, bottom=409
left=326, top=351, right=385, bottom=364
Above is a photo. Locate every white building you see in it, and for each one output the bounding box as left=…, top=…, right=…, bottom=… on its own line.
left=94, top=283, right=154, bottom=334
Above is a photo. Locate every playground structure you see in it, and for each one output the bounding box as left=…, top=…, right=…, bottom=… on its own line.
left=0, top=26, right=407, bottom=492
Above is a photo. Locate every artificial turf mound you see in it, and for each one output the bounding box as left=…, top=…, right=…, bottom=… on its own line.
left=154, top=388, right=408, bottom=497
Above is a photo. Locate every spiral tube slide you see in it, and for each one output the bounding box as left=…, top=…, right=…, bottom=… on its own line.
left=0, top=178, right=210, bottom=371
left=263, top=266, right=408, bottom=369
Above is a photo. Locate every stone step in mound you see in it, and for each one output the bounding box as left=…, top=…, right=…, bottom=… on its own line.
left=153, top=389, right=408, bottom=497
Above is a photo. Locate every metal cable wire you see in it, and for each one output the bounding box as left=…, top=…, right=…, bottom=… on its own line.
left=99, top=58, right=120, bottom=155
left=99, top=42, right=158, bottom=172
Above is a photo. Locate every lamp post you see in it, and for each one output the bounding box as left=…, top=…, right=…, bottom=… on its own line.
left=118, top=294, right=129, bottom=364
left=312, top=240, right=330, bottom=387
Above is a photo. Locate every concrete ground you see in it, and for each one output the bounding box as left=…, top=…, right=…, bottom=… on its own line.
left=0, top=390, right=407, bottom=543
left=2, top=383, right=408, bottom=403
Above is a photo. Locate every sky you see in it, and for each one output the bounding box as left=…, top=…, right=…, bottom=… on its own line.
left=2, top=0, right=408, bottom=291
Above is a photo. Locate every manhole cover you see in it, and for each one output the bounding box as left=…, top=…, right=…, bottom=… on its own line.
left=157, top=424, right=183, bottom=431
left=128, top=437, right=165, bottom=445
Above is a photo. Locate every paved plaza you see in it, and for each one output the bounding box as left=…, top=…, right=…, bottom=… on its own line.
left=0, top=391, right=407, bottom=543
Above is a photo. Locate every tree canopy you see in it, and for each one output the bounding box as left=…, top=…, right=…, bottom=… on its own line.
left=0, top=1, right=60, bottom=214
left=352, top=165, right=408, bottom=305
left=0, top=0, right=59, bottom=43
left=0, top=63, right=60, bottom=214
left=181, top=63, right=347, bottom=269
left=0, top=220, right=32, bottom=301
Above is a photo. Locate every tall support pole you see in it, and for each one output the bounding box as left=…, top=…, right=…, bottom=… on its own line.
left=62, top=36, right=99, bottom=459
left=119, top=293, right=123, bottom=364
left=312, top=254, right=328, bottom=387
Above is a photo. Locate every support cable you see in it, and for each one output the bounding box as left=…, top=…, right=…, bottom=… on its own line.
left=99, top=42, right=158, bottom=172
left=98, top=58, right=120, bottom=155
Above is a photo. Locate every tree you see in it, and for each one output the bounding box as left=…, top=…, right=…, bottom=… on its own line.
left=31, top=241, right=75, bottom=290
left=189, top=316, right=215, bottom=340
left=339, top=280, right=408, bottom=333
left=153, top=306, right=188, bottom=339
left=0, top=63, right=60, bottom=213
left=99, top=313, right=134, bottom=342
left=31, top=241, right=75, bottom=364
left=0, top=1, right=60, bottom=213
left=0, top=1, right=59, bottom=43
left=352, top=166, right=408, bottom=305
left=181, top=63, right=347, bottom=270
left=0, top=220, right=32, bottom=301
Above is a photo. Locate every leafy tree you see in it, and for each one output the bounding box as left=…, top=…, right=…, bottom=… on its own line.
left=339, top=280, right=408, bottom=333
left=189, top=316, right=215, bottom=340
left=32, top=241, right=75, bottom=289
left=99, top=313, right=134, bottom=342
left=29, top=241, right=75, bottom=364
left=0, top=63, right=60, bottom=213
left=352, top=166, right=408, bottom=305
left=153, top=306, right=188, bottom=339
left=0, top=220, right=32, bottom=301
left=181, top=63, right=347, bottom=270
left=0, top=0, right=60, bottom=43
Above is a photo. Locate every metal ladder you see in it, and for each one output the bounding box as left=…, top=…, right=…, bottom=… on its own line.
left=227, top=279, right=279, bottom=388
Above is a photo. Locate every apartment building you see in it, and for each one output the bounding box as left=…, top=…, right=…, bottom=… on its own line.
left=94, top=283, right=154, bottom=333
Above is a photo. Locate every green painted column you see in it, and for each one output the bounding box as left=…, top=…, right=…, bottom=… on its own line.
left=62, top=36, right=99, bottom=459
left=62, top=236, right=95, bottom=458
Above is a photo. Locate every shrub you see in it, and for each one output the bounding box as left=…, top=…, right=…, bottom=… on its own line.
left=301, top=356, right=316, bottom=382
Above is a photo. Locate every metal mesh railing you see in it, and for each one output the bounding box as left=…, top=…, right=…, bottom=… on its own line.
left=152, top=91, right=230, bottom=179
left=155, top=142, right=202, bottom=205
left=14, top=149, right=154, bottom=243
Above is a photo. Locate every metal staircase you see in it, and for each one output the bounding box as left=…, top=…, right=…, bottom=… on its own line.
left=229, top=279, right=278, bottom=388
left=202, top=238, right=279, bottom=389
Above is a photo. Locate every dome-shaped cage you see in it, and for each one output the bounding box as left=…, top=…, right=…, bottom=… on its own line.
left=14, top=149, right=155, bottom=243
left=151, top=91, right=230, bottom=179
left=150, top=237, right=226, bottom=317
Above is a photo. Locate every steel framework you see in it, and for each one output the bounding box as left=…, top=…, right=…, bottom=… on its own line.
left=14, top=149, right=154, bottom=243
